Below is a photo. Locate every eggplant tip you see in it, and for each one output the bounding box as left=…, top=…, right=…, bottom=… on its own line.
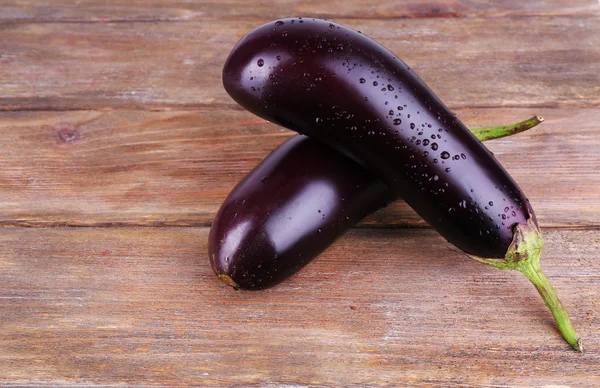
left=575, top=338, right=584, bottom=353
left=218, top=273, right=239, bottom=290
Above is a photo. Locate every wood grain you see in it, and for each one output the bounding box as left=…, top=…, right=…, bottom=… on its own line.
left=0, top=16, right=599, bottom=111
left=0, top=227, right=597, bottom=386
left=0, top=0, right=598, bottom=22
left=1, top=108, right=598, bottom=228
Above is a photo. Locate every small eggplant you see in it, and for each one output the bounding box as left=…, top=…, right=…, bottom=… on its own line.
left=222, top=18, right=582, bottom=351
left=209, top=118, right=542, bottom=290
left=208, top=134, right=391, bottom=290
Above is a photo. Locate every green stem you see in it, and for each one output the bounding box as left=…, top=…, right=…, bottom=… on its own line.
left=470, top=116, right=544, bottom=141
left=469, top=219, right=583, bottom=352
left=519, top=257, right=583, bottom=352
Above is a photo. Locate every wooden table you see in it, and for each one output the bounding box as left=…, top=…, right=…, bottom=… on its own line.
left=1, top=1, right=599, bottom=386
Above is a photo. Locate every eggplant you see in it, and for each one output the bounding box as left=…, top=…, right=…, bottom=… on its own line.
left=209, top=117, right=542, bottom=290
left=208, top=134, right=391, bottom=290
left=221, top=18, right=582, bottom=351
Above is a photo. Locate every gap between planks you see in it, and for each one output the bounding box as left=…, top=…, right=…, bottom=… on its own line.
left=0, top=223, right=599, bottom=230
left=0, top=12, right=599, bottom=24
left=3, top=101, right=600, bottom=113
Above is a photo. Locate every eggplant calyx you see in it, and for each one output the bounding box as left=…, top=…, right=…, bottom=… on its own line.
left=218, top=273, right=240, bottom=290
left=467, top=219, right=543, bottom=271
left=468, top=219, right=583, bottom=352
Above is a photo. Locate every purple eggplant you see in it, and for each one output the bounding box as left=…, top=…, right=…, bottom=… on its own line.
left=208, top=134, right=391, bottom=290
left=209, top=117, right=541, bottom=290
left=221, top=18, right=582, bottom=351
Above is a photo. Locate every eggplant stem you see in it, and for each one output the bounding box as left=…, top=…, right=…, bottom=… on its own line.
left=218, top=273, right=240, bottom=290
left=469, top=219, right=583, bottom=352
left=519, top=256, right=583, bottom=352
left=470, top=116, right=544, bottom=141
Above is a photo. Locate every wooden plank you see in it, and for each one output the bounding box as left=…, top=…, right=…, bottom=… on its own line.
left=1, top=108, right=598, bottom=228
left=0, top=0, right=598, bottom=22
left=0, top=16, right=599, bottom=111
left=0, top=0, right=597, bottom=22
left=0, top=227, right=597, bottom=386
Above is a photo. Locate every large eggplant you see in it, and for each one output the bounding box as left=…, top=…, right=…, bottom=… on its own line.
left=221, top=18, right=582, bottom=351
left=209, top=118, right=541, bottom=290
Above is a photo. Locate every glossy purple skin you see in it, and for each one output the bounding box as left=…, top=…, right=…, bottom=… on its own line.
left=223, top=17, right=536, bottom=258
left=208, top=135, right=392, bottom=290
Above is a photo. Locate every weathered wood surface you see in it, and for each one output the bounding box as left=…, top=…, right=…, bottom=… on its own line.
left=0, top=16, right=599, bottom=111
left=0, top=227, right=598, bottom=386
left=1, top=108, right=599, bottom=228
left=1, top=0, right=599, bottom=386
left=0, top=0, right=598, bottom=22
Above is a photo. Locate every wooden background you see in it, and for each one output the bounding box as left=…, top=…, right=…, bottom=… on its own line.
left=1, top=1, right=599, bottom=386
